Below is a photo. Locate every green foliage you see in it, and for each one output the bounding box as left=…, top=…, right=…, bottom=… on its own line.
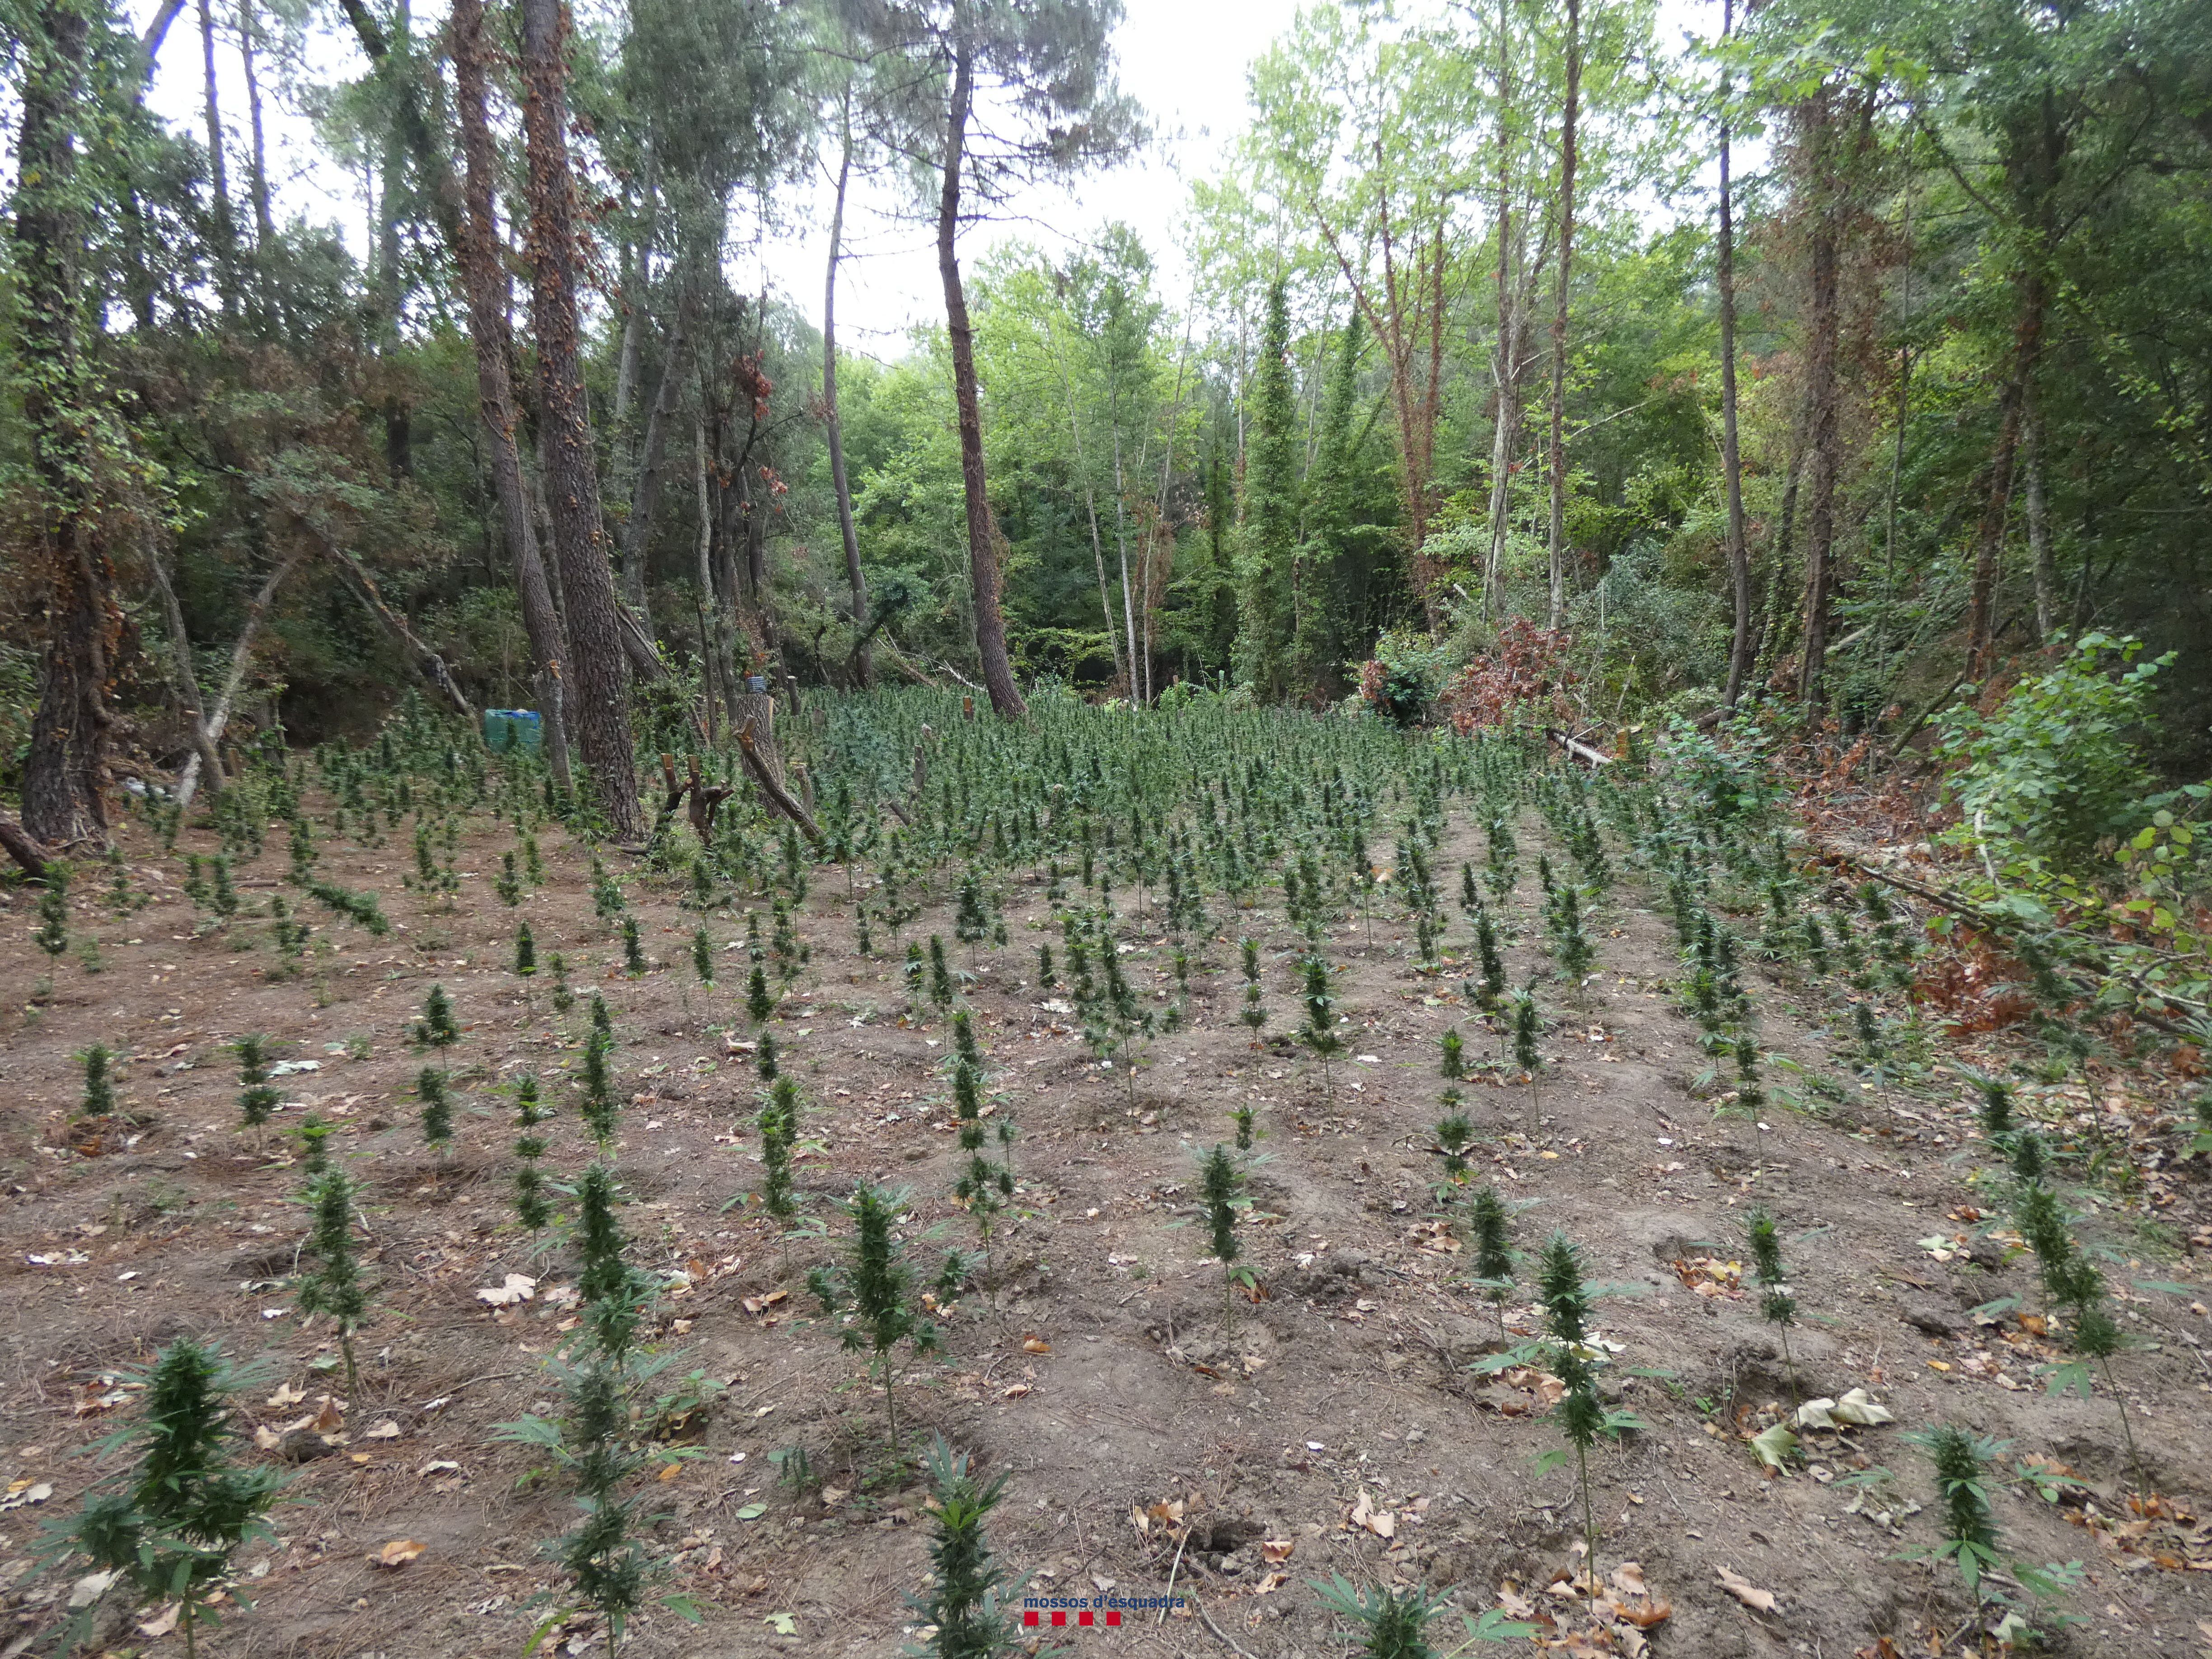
left=1937, top=635, right=2173, bottom=872
left=807, top=1183, right=940, bottom=1448
left=47, top=1340, right=287, bottom=1657
left=417, top=1067, right=454, bottom=1151
left=78, top=1042, right=115, bottom=1118
left=235, top=1033, right=280, bottom=1129
left=909, top=1437, right=1026, bottom=1659
left=413, top=983, right=459, bottom=1049
left=1310, top=1574, right=1446, bottom=1659
left=296, top=1171, right=368, bottom=1389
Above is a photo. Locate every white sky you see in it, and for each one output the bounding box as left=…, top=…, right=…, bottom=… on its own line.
left=130, top=0, right=1730, bottom=360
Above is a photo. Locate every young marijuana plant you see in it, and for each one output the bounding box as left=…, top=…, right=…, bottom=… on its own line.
left=48, top=1339, right=288, bottom=1659
left=1898, top=1425, right=2081, bottom=1620
left=417, top=1066, right=454, bottom=1154
left=758, top=1075, right=800, bottom=1228
left=1745, top=1208, right=1800, bottom=1402
left=1239, top=937, right=1268, bottom=1046
left=515, top=920, right=538, bottom=981
left=909, top=1435, right=1026, bottom=1659
left=807, top=1183, right=942, bottom=1450
left=1309, top=1576, right=1448, bottom=1659
left=581, top=1024, right=619, bottom=1151
left=413, top=983, right=460, bottom=1050
left=296, top=1170, right=369, bottom=1390
left=549, top=951, right=575, bottom=1013
left=573, top=1164, right=651, bottom=1361
left=1200, top=1143, right=1251, bottom=1325
left=690, top=926, right=715, bottom=987
left=1510, top=987, right=1545, bottom=1135
left=1535, top=1234, right=1643, bottom=1595
left=514, top=1075, right=552, bottom=1231
left=622, top=916, right=647, bottom=976
left=1469, top=1185, right=1516, bottom=1337
left=79, top=1043, right=115, bottom=1118
left=236, top=1034, right=281, bottom=1133
left=1299, top=950, right=1347, bottom=1104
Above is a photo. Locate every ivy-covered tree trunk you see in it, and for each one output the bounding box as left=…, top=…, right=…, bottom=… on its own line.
left=520, top=0, right=644, bottom=838
left=1237, top=278, right=1298, bottom=699
left=1718, top=0, right=1753, bottom=707
left=936, top=40, right=1027, bottom=720
left=452, top=0, right=572, bottom=797
left=822, top=92, right=872, bottom=689
left=1795, top=89, right=1845, bottom=711
left=14, top=2, right=115, bottom=848
left=1545, top=0, right=1580, bottom=632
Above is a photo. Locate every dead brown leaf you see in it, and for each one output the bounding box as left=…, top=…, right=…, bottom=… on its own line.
left=370, top=1539, right=426, bottom=1569
left=1714, top=1565, right=1778, bottom=1613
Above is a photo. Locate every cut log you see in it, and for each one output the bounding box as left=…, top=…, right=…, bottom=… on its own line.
left=736, top=717, right=820, bottom=844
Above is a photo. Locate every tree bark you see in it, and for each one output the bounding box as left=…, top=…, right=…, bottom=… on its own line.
left=1718, top=0, right=1752, bottom=707
left=618, top=301, right=692, bottom=620
left=14, top=3, right=114, bottom=848
left=1049, top=314, right=1124, bottom=691
left=198, top=0, right=236, bottom=317
left=520, top=0, right=643, bottom=838
left=936, top=40, right=1026, bottom=718
left=148, top=549, right=229, bottom=798
left=2024, top=381, right=2056, bottom=641
left=170, top=549, right=301, bottom=809
left=1545, top=0, right=1580, bottom=632
left=1796, top=90, right=1844, bottom=710
left=451, top=0, right=572, bottom=797
left=822, top=94, right=872, bottom=687
left=1964, top=267, right=2047, bottom=676
left=238, top=0, right=273, bottom=286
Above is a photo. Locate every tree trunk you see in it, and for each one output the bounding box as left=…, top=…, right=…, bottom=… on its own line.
left=148, top=550, right=228, bottom=797
left=1049, top=316, right=1124, bottom=692
left=823, top=96, right=872, bottom=688
left=452, top=0, right=571, bottom=797
left=1718, top=0, right=1752, bottom=707
left=198, top=0, right=235, bottom=318
left=1796, top=91, right=1843, bottom=710
left=2024, top=381, right=2056, bottom=641
left=1964, top=267, right=2047, bottom=677
left=1545, top=0, right=1580, bottom=632
left=520, top=0, right=642, bottom=838
left=1484, top=0, right=1519, bottom=621
left=619, top=300, right=693, bottom=621
left=14, top=4, right=114, bottom=848
left=171, top=550, right=301, bottom=810
left=238, top=0, right=273, bottom=303
left=936, top=41, right=1026, bottom=719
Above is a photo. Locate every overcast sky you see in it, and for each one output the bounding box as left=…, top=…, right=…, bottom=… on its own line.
left=130, top=0, right=1729, bottom=359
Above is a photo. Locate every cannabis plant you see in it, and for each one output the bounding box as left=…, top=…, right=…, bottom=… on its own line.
left=807, top=1183, right=941, bottom=1450
left=48, top=1339, right=287, bottom=1659
left=909, top=1436, right=1026, bottom=1659
left=413, top=983, right=459, bottom=1050
left=1199, top=1143, right=1249, bottom=1325
left=514, top=1075, right=552, bottom=1231
left=1744, top=1207, right=1800, bottom=1402
left=235, top=1034, right=281, bottom=1131
left=78, top=1043, right=116, bottom=1119
left=296, top=1170, right=369, bottom=1390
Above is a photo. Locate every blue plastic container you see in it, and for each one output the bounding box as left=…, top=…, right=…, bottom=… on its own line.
left=483, top=708, right=544, bottom=754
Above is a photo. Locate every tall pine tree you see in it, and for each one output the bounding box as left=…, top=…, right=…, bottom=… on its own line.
left=1236, top=277, right=1299, bottom=700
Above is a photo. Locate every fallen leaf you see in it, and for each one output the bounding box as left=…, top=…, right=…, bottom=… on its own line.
left=1261, top=1538, right=1294, bottom=1564
left=370, top=1539, right=426, bottom=1569
left=476, top=1273, right=536, bottom=1307
left=1714, top=1565, right=1778, bottom=1613
left=137, top=1603, right=182, bottom=1638
left=1022, top=1337, right=1052, bottom=1354
left=656, top=1462, right=683, bottom=1482
left=735, top=1503, right=768, bottom=1520
left=1000, top=1383, right=1032, bottom=1399
left=0, top=1481, right=53, bottom=1511
left=252, top=1425, right=283, bottom=1450
left=313, top=1396, right=345, bottom=1433
left=763, top=1612, right=797, bottom=1636
left=362, top=1420, right=401, bottom=1439
left=416, top=1460, right=460, bottom=1477
left=1749, top=1423, right=1798, bottom=1471
left=1350, top=1489, right=1396, bottom=1539
left=67, top=1570, right=120, bottom=1609
left=265, top=1382, right=306, bottom=1407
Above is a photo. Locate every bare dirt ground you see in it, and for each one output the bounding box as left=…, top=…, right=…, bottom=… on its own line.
left=1, top=782, right=2209, bottom=1659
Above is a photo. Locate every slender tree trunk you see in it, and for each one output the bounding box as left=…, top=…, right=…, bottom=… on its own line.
left=2024, top=383, right=2056, bottom=641
left=823, top=96, right=872, bottom=688
left=452, top=0, right=571, bottom=795
left=1484, top=0, right=1517, bottom=621
left=1718, top=0, right=1752, bottom=706
left=936, top=42, right=1026, bottom=718
left=149, top=551, right=228, bottom=796
left=1964, top=268, right=2046, bottom=677
left=238, top=0, right=272, bottom=296
left=1049, top=319, right=1123, bottom=692
left=1110, top=390, right=1141, bottom=703
left=198, top=0, right=235, bottom=318
left=171, top=550, right=302, bottom=810
left=520, top=0, right=642, bottom=838
left=14, top=3, right=113, bottom=848
left=1796, top=92, right=1843, bottom=709
left=1545, top=0, right=1580, bottom=631
left=619, top=300, right=693, bottom=621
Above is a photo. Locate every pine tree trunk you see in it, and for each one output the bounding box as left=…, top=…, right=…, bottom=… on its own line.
left=14, top=3, right=114, bottom=848
left=1796, top=92, right=1843, bottom=710
left=823, top=99, right=872, bottom=688
left=452, top=0, right=572, bottom=797
left=1964, top=268, right=2046, bottom=677
left=1718, top=0, right=1753, bottom=706
left=238, top=0, right=273, bottom=299
left=1545, top=0, right=1579, bottom=633
left=936, top=42, right=1026, bottom=719
left=2024, top=384, right=2056, bottom=641
left=198, top=0, right=236, bottom=318
left=520, top=0, right=642, bottom=838
left=619, top=300, right=694, bottom=624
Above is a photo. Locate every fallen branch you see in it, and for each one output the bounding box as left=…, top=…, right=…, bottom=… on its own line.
left=300, top=522, right=476, bottom=726
left=171, top=549, right=303, bottom=809
left=0, top=816, right=50, bottom=881
left=736, top=718, right=821, bottom=844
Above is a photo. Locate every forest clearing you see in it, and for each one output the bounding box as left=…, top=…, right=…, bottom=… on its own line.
left=1, top=691, right=2209, bottom=1659
left=5, top=0, right=2212, bottom=1654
